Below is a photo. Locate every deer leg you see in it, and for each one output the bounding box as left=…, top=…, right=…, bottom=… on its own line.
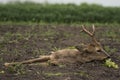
left=4, top=56, right=50, bottom=67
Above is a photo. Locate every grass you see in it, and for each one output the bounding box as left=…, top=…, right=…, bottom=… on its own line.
left=43, top=72, right=63, bottom=76
left=66, top=46, right=76, bottom=49
left=0, top=58, right=3, bottom=62
left=104, top=46, right=118, bottom=54
left=52, top=47, right=61, bottom=52
left=43, top=71, right=89, bottom=77
left=1, top=32, right=31, bottom=44
left=0, top=21, right=120, bottom=27
left=6, top=64, right=26, bottom=75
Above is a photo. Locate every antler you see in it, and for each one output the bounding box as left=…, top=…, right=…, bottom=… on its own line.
left=82, top=24, right=98, bottom=44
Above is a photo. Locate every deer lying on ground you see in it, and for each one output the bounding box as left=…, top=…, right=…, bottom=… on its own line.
left=4, top=25, right=110, bottom=67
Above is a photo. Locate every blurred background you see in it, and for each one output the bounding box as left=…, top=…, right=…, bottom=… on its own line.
left=0, top=0, right=120, bottom=24
left=0, top=0, right=120, bottom=7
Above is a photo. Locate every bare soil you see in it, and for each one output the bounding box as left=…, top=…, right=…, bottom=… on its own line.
left=0, top=24, right=120, bottom=80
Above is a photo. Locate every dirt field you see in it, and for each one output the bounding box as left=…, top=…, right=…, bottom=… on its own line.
left=0, top=24, right=120, bottom=80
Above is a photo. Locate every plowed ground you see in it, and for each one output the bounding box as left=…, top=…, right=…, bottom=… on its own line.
left=0, top=24, right=120, bottom=80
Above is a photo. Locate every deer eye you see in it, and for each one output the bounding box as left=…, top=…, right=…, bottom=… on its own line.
left=97, top=50, right=101, bottom=52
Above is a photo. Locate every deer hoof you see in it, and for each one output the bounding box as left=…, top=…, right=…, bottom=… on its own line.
left=4, top=63, right=10, bottom=67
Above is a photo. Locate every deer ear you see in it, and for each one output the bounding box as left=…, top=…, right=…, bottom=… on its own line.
left=83, top=48, right=92, bottom=53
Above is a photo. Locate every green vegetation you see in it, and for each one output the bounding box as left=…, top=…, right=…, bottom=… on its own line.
left=66, top=46, right=76, bottom=49
left=7, top=64, right=26, bottom=75
left=104, top=46, right=117, bottom=54
left=52, top=47, right=61, bottom=51
left=104, top=59, right=119, bottom=69
left=0, top=2, right=120, bottom=23
left=43, top=71, right=88, bottom=77
left=0, top=70, right=5, bottom=74
left=43, top=72, right=63, bottom=76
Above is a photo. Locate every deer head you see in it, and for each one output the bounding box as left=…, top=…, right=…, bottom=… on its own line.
left=76, top=25, right=110, bottom=61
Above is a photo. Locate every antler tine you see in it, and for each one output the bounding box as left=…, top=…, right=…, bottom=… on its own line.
left=91, top=24, right=99, bottom=43
left=82, top=25, right=93, bottom=37
left=92, top=24, right=95, bottom=36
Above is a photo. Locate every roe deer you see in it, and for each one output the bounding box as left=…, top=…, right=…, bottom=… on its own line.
left=4, top=25, right=110, bottom=67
